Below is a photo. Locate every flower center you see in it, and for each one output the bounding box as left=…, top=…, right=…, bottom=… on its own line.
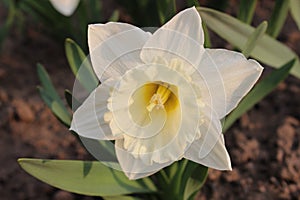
left=147, top=83, right=172, bottom=112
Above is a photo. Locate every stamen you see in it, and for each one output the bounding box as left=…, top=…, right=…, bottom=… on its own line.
left=147, top=84, right=171, bottom=112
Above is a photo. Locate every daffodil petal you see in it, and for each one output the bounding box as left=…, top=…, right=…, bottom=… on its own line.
left=49, top=0, right=80, bottom=16
left=140, top=7, right=205, bottom=73
left=88, top=23, right=151, bottom=82
left=109, top=64, right=200, bottom=165
left=108, top=66, right=165, bottom=139
left=194, top=49, right=263, bottom=118
left=185, top=134, right=232, bottom=170
left=121, top=98, right=182, bottom=165
left=115, top=139, right=173, bottom=180
left=195, top=105, right=224, bottom=159
left=70, top=79, right=120, bottom=140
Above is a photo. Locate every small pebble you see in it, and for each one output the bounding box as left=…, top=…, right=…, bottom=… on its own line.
left=13, top=99, right=35, bottom=122
left=53, top=190, right=75, bottom=200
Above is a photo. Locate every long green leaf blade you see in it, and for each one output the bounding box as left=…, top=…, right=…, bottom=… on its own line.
left=103, top=195, right=142, bottom=200
left=37, top=63, right=64, bottom=104
left=109, top=10, right=120, bottom=22
left=64, top=89, right=81, bottom=111
left=37, top=64, right=71, bottom=126
left=65, top=38, right=86, bottom=75
left=18, top=158, right=157, bottom=196
left=237, top=0, right=257, bottom=24
left=65, top=38, right=98, bottom=92
left=0, top=0, right=16, bottom=48
left=290, top=0, right=300, bottom=30
left=183, top=165, right=208, bottom=200
left=156, top=0, right=176, bottom=24
left=38, top=87, right=71, bottom=126
left=198, top=7, right=300, bottom=79
left=266, top=0, right=290, bottom=38
left=223, top=59, right=295, bottom=131
left=242, top=21, right=268, bottom=58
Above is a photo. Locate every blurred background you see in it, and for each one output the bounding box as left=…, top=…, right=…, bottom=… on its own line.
left=0, top=0, right=299, bottom=199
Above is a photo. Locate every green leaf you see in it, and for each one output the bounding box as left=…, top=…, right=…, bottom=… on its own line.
left=38, top=87, right=71, bottom=126
left=171, top=159, right=189, bottom=198
left=37, top=64, right=63, bottom=104
left=64, top=89, right=81, bottom=111
left=88, top=0, right=102, bottom=21
left=202, top=22, right=211, bottom=48
left=290, top=0, right=300, bottom=30
left=186, top=0, right=200, bottom=7
left=266, top=0, right=290, bottom=38
left=109, top=10, right=120, bottom=22
left=37, top=64, right=71, bottom=126
left=65, top=38, right=98, bottom=92
left=156, top=0, right=176, bottom=24
left=223, top=59, right=295, bottom=131
left=20, top=0, right=67, bottom=26
left=78, top=136, right=117, bottom=163
left=198, top=7, right=300, bottom=79
left=103, top=195, right=142, bottom=200
left=0, top=0, right=16, bottom=48
left=183, top=165, right=208, bottom=200
left=18, top=158, right=157, bottom=196
left=65, top=38, right=86, bottom=75
left=242, top=21, right=268, bottom=58
left=158, top=160, right=198, bottom=200
left=237, top=0, right=257, bottom=24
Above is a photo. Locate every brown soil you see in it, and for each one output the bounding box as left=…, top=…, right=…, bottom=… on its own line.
left=0, top=0, right=300, bottom=200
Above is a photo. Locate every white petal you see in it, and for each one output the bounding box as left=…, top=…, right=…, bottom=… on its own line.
left=70, top=79, right=120, bottom=140
left=49, top=0, right=79, bottom=16
left=185, top=134, right=232, bottom=170
left=110, top=64, right=201, bottom=165
left=115, top=139, right=173, bottom=180
left=195, top=106, right=223, bottom=159
left=88, top=23, right=151, bottom=81
left=193, top=49, right=263, bottom=119
left=140, top=7, right=205, bottom=73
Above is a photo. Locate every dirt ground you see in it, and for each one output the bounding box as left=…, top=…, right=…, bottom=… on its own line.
left=0, top=1, right=300, bottom=200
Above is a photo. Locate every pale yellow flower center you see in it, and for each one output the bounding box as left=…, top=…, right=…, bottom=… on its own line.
left=128, top=82, right=179, bottom=127
left=146, top=83, right=172, bottom=112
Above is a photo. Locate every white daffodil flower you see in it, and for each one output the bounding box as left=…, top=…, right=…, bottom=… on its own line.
left=70, top=7, right=263, bottom=180
left=49, top=0, right=80, bottom=16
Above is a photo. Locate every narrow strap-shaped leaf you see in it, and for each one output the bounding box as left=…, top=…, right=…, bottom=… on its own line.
left=37, top=64, right=71, bottom=126
left=89, top=0, right=102, bottom=21
left=18, top=0, right=72, bottom=41
left=223, top=59, right=295, bottom=131
left=237, top=0, right=257, bottom=24
left=290, top=0, right=300, bottom=30
left=156, top=0, right=176, bottom=25
left=242, top=21, right=268, bottom=58
left=20, top=0, right=64, bottom=25
left=65, top=38, right=86, bottom=75
left=0, top=0, right=16, bottom=48
left=37, top=63, right=64, bottom=105
left=103, top=195, right=142, bottom=200
left=266, top=0, right=290, bottom=38
left=64, top=89, right=81, bottom=111
left=172, top=159, right=189, bottom=198
left=18, top=158, right=157, bottom=197
left=38, top=87, right=71, bottom=126
left=202, top=22, right=211, bottom=48
left=198, top=7, right=300, bottom=79
left=183, top=164, right=208, bottom=200
left=186, top=0, right=200, bottom=7
left=109, top=10, right=120, bottom=22
left=65, top=38, right=98, bottom=92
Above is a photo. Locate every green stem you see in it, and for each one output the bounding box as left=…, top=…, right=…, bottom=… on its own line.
left=159, top=169, right=170, bottom=185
